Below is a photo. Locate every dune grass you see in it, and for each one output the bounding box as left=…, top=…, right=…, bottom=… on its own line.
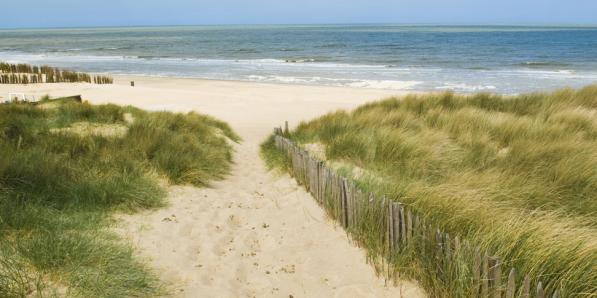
left=0, top=99, right=239, bottom=297
left=261, top=85, right=597, bottom=297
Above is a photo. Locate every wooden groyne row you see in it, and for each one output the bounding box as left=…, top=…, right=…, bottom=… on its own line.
left=0, top=73, right=113, bottom=85
left=0, top=62, right=113, bottom=84
left=273, top=129, right=560, bottom=298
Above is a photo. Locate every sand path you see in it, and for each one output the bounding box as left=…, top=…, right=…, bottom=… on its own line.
left=1, top=77, right=424, bottom=297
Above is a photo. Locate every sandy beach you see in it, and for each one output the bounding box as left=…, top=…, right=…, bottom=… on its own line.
left=0, top=76, right=425, bottom=297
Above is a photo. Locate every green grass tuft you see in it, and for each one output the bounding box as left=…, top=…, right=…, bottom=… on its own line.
left=0, top=100, right=238, bottom=297
left=260, top=134, right=290, bottom=171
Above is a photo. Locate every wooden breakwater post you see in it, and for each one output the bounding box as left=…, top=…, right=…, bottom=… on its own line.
left=1, top=62, right=113, bottom=85
left=272, top=126, right=561, bottom=297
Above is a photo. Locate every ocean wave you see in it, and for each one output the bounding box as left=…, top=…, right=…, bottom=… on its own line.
left=136, top=55, right=175, bottom=60
left=283, top=57, right=334, bottom=63
left=41, top=46, right=133, bottom=53
left=239, top=58, right=288, bottom=64
left=491, top=68, right=590, bottom=79
left=467, top=66, right=491, bottom=70
left=246, top=75, right=421, bottom=90
left=285, top=59, right=316, bottom=63
left=435, top=83, right=497, bottom=92
left=348, top=80, right=422, bottom=90
left=2, top=50, right=596, bottom=93
left=518, top=61, right=572, bottom=68
left=234, top=48, right=260, bottom=54
left=385, top=64, right=417, bottom=69
left=46, top=48, right=82, bottom=53
left=246, top=74, right=317, bottom=84
left=315, top=43, right=348, bottom=49
left=94, top=46, right=133, bottom=51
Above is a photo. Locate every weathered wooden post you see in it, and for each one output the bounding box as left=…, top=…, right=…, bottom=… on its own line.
left=537, top=282, right=545, bottom=298
left=388, top=199, right=394, bottom=253
left=522, top=275, right=531, bottom=298
left=482, top=255, right=490, bottom=297
left=400, top=206, right=406, bottom=244
left=490, top=257, right=502, bottom=298
left=473, top=247, right=482, bottom=295
left=505, top=268, right=516, bottom=298
left=341, top=177, right=349, bottom=228
left=392, top=203, right=401, bottom=250
left=444, top=233, right=452, bottom=260
left=406, top=210, right=413, bottom=242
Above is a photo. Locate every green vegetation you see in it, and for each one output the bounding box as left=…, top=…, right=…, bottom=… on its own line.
left=0, top=99, right=239, bottom=297
left=0, top=62, right=113, bottom=84
left=262, top=85, right=597, bottom=297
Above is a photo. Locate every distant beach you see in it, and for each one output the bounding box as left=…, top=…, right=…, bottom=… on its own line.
left=1, top=25, right=597, bottom=94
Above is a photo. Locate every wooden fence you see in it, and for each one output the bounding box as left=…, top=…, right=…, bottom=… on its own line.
left=0, top=73, right=113, bottom=85
left=273, top=128, right=560, bottom=298
left=0, top=62, right=113, bottom=85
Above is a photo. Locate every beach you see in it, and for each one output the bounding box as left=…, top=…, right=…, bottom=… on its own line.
left=0, top=76, right=424, bottom=297
left=2, top=23, right=596, bottom=297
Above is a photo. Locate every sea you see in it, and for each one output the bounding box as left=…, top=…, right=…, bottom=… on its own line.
left=1, top=25, right=597, bottom=94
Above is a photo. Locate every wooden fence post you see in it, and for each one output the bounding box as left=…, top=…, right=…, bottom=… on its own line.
left=400, top=206, right=407, bottom=244
left=434, top=229, right=442, bottom=256
left=392, top=203, right=401, bottom=251
left=482, top=255, right=490, bottom=297
left=388, top=200, right=394, bottom=253
left=406, top=209, right=413, bottom=242
left=522, top=275, right=531, bottom=298
left=414, top=215, right=421, bottom=239
left=473, top=247, right=482, bottom=296
left=446, top=234, right=454, bottom=261
left=490, top=257, right=502, bottom=298
left=537, top=282, right=545, bottom=298
left=341, top=177, right=349, bottom=228
left=505, top=268, right=516, bottom=298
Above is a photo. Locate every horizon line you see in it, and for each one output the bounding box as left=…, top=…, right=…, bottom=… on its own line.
left=2, top=22, right=597, bottom=31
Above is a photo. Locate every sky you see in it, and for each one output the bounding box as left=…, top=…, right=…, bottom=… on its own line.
left=1, top=0, right=596, bottom=29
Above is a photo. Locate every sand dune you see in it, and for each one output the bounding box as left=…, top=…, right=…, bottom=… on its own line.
left=0, top=76, right=424, bottom=297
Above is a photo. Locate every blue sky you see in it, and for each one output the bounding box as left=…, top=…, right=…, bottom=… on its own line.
left=1, top=0, right=596, bottom=29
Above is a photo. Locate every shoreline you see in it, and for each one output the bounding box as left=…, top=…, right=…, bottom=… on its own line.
left=108, top=73, right=428, bottom=93
left=4, top=52, right=596, bottom=94
left=0, top=74, right=416, bottom=143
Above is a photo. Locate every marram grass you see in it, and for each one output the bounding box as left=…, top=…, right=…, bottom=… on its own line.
left=261, top=85, right=597, bottom=297
left=0, top=100, right=239, bottom=297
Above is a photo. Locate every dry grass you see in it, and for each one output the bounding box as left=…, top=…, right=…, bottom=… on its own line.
left=262, top=85, right=597, bottom=297
left=50, top=121, right=129, bottom=138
